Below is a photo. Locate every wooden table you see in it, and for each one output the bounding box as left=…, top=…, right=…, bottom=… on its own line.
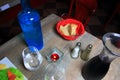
left=0, top=14, right=120, bottom=80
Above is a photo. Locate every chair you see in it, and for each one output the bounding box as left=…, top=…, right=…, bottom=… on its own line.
left=103, top=1, right=120, bottom=30
left=68, top=0, right=98, bottom=27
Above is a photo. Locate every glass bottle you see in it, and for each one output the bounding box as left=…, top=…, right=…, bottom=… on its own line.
left=80, top=44, right=93, bottom=61
left=70, top=42, right=81, bottom=59
left=81, top=32, right=120, bottom=80
left=18, top=0, right=44, bottom=50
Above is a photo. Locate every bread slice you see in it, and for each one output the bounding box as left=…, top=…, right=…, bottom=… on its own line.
left=60, top=24, right=70, bottom=36
left=60, top=23, right=77, bottom=36
left=69, top=24, right=77, bottom=35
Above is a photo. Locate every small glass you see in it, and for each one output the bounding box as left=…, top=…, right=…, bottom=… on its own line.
left=22, top=46, right=43, bottom=71
left=46, top=48, right=64, bottom=63
left=44, top=63, right=66, bottom=80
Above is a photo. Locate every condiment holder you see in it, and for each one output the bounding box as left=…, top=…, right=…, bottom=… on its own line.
left=45, top=48, right=64, bottom=63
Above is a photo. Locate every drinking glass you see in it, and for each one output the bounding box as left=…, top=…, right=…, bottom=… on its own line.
left=81, top=32, right=120, bottom=80
left=22, top=46, right=43, bottom=71
left=44, top=63, right=66, bottom=80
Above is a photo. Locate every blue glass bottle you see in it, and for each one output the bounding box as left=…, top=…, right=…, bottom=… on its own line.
left=18, top=0, right=44, bottom=50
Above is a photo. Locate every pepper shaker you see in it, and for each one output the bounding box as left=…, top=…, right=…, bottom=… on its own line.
left=70, top=42, right=81, bottom=59
left=80, top=44, right=93, bottom=61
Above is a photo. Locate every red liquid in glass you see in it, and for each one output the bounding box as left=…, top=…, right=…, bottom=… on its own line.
left=81, top=55, right=110, bottom=80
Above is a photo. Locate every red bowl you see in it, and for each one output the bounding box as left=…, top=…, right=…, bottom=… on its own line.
left=56, top=19, right=85, bottom=40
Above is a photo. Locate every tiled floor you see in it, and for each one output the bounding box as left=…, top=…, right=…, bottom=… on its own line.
left=0, top=0, right=119, bottom=45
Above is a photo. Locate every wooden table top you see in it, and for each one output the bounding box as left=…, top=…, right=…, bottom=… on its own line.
left=0, top=14, right=120, bottom=80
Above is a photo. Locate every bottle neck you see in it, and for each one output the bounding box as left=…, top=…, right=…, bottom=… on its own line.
left=99, top=48, right=118, bottom=63
left=20, top=0, right=31, bottom=10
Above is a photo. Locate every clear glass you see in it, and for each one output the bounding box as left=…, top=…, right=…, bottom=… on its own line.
left=22, top=46, right=43, bottom=71
left=44, top=63, right=66, bottom=80
left=81, top=32, right=120, bottom=80
left=18, top=0, right=44, bottom=50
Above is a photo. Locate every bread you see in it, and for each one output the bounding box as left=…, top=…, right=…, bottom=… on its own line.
left=60, top=23, right=77, bottom=36
left=69, top=24, right=77, bottom=35
left=60, top=24, right=70, bottom=36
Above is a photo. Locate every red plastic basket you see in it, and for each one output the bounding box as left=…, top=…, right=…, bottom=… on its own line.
left=56, top=19, right=85, bottom=40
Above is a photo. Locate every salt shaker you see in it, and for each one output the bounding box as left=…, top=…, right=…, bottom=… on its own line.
left=70, top=42, right=81, bottom=59
left=80, top=44, right=93, bottom=61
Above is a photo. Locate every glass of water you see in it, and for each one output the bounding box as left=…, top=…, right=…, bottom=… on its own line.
left=44, top=63, right=66, bottom=80
left=22, top=46, right=43, bottom=71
